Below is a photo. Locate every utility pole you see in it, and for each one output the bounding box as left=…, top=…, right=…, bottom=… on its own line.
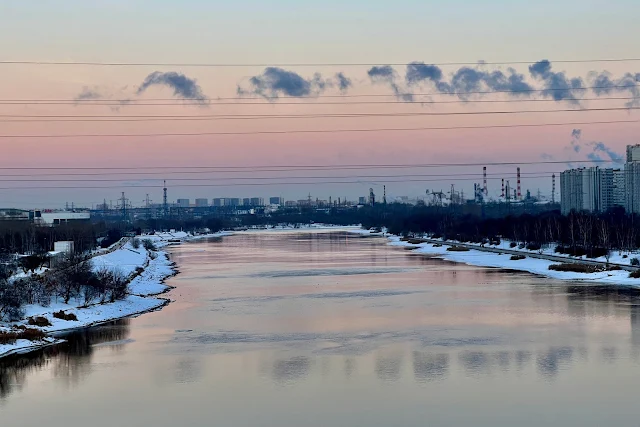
left=163, top=180, right=168, bottom=217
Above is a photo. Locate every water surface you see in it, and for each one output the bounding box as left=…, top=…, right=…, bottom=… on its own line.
left=2, top=231, right=640, bottom=426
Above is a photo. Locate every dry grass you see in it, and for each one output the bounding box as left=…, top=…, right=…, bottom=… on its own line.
left=53, top=310, right=78, bottom=321
left=27, top=316, right=51, bottom=327
left=446, top=246, right=470, bottom=252
left=0, top=328, right=47, bottom=344
left=548, top=263, right=602, bottom=273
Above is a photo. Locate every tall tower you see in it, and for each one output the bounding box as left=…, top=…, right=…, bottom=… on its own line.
left=517, top=167, right=522, bottom=200
left=383, top=185, right=387, bottom=205
left=120, top=192, right=127, bottom=220
left=483, top=166, right=488, bottom=196
left=501, top=178, right=505, bottom=198
left=552, top=173, right=556, bottom=204
left=505, top=181, right=510, bottom=202
left=369, top=188, right=375, bottom=206
left=163, top=180, right=168, bottom=217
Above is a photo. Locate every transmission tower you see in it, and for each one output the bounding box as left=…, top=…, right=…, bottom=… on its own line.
left=120, top=192, right=127, bottom=220
left=163, top=180, right=168, bottom=217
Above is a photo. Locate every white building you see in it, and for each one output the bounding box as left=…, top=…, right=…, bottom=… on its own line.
left=35, top=211, right=91, bottom=226
left=195, top=198, right=209, bottom=207
left=53, top=241, right=74, bottom=253
left=176, top=199, right=190, bottom=208
left=560, top=166, right=624, bottom=214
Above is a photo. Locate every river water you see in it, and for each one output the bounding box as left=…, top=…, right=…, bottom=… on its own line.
left=2, top=230, right=640, bottom=426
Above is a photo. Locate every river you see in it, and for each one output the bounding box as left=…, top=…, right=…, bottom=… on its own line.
left=2, top=230, right=640, bottom=426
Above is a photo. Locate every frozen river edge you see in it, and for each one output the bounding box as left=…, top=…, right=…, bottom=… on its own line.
left=0, top=231, right=229, bottom=359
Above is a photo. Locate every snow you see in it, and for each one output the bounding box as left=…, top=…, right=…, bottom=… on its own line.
left=371, top=234, right=640, bottom=286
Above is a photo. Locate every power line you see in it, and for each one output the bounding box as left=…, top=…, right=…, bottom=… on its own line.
left=0, top=174, right=556, bottom=191
left=0, top=171, right=562, bottom=183
left=0, top=160, right=616, bottom=171
left=1, top=59, right=640, bottom=67
left=0, top=119, right=636, bottom=138
left=0, top=85, right=637, bottom=102
left=0, top=106, right=638, bottom=123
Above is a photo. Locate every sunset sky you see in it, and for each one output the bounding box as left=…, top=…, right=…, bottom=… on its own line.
left=0, top=0, right=639, bottom=208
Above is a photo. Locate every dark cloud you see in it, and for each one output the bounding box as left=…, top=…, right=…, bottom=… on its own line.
left=137, top=71, right=207, bottom=102
left=439, top=67, right=533, bottom=99
left=372, top=63, right=532, bottom=102
left=367, top=65, right=413, bottom=101
left=405, top=62, right=443, bottom=85
left=563, top=129, right=623, bottom=164
left=590, top=141, right=624, bottom=163
left=588, top=71, right=640, bottom=107
left=529, top=60, right=584, bottom=104
left=335, top=72, right=352, bottom=93
left=368, top=65, right=396, bottom=80
left=237, top=67, right=349, bottom=99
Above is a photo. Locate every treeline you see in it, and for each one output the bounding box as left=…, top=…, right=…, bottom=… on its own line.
left=0, top=252, right=130, bottom=322
left=0, top=215, right=229, bottom=257
left=357, top=205, right=640, bottom=259
left=0, top=221, right=102, bottom=256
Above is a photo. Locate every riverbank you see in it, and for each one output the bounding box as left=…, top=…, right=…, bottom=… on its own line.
left=351, top=229, right=640, bottom=286
left=0, top=231, right=230, bottom=359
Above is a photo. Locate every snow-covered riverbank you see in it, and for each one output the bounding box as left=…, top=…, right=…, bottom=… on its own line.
left=0, top=231, right=230, bottom=359
left=351, top=229, right=640, bottom=287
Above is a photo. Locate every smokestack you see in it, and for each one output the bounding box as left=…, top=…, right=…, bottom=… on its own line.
left=501, top=178, right=505, bottom=198
left=483, top=166, right=488, bottom=196
left=517, top=167, right=522, bottom=200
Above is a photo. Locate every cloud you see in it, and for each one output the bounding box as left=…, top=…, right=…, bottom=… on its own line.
left=335, top=72, right=352, bottom=93
left=588, top=71, right=640, bottom=107
left=371, top=63, right=533, bottom=102
left=528, top=60, right=584, bottom=104
left=137, top=71, right=207, bottom=102
left=75, top=86, right=102, bottom=100
left=73, top=85, right=131, bottom=112
left=405, top=62, right=443, bottom=85
left=237, top=67, right=350, bottom=99
left=562, top=129, right=623, bottom=165
left=590, top=141, right=624, bottom=163
left=439, top=67, right=533, bottom=99
left=367, top=65, right=413, bottom=101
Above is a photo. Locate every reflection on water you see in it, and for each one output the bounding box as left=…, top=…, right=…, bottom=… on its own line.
left=0, top=320, right=129, bottom=400
left=3, top=231, right=640, bottom=427
left=412, top=352, right=449, bottom=382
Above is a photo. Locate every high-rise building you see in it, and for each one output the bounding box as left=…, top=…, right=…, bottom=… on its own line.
left=613, top=169, right=626, bottom=207
left=176, top=199, right=190, bottom=208
left=212, top=198, right=224, bottom=207
left=243, top=198, right=251, bottom=206
left=195, top=198, right=209, bottom=207
left=358, top=196, right=366, bottom=205
left=227, top=198, right=240, bottom=207
left=627, top=144, right=640, bottom=163
left=250, top=197, right=264, bottom=206
left=269, top=197, right=284, bottom=205
left=626, top=162, right=640, bottom=214
left=560, top=166, right=624, bottom=214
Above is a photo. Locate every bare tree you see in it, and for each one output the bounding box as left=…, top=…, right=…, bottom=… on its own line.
left=598, top=219, right=611, bottom=264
